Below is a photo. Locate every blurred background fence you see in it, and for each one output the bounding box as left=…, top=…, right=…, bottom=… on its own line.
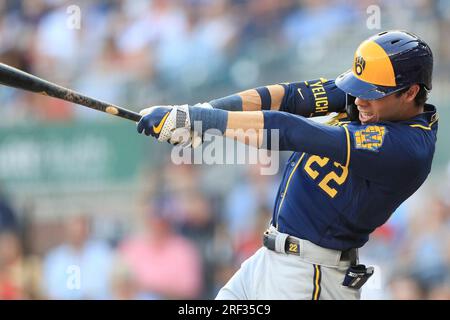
left=0, top=0, right=449, bottom=299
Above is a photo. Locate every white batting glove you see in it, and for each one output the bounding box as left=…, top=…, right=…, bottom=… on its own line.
left=137, top=104, right=191, bottom=145
left=138, top=102, right=212, bottom=148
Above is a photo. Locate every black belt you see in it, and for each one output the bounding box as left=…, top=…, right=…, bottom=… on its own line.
left=263, top=231, right=358, bottom=264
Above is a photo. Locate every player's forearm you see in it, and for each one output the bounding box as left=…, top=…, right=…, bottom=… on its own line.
left=224, top=111, right=265, bottom=148
left=209, top=85, right=285, bottom=112
left=189, top=106, right=264, bottom=148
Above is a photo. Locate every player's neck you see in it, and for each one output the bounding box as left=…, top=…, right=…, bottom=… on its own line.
left=400, top=103, right=424, bottom=120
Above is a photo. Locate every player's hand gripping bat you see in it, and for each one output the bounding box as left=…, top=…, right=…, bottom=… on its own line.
left=0, top=62, right=142, bottom=122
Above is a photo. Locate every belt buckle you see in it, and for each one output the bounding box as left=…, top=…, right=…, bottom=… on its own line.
left=263, top=230, right=276, bottom=251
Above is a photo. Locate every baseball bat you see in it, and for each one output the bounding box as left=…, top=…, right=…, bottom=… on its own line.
left=0, top=62, right=142, bottom=122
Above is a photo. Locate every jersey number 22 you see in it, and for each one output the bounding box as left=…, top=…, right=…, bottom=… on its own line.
left=304, top=155, right=348, bottom=198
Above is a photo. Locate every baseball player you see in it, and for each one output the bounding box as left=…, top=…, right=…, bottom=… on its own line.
left=136, top=30, right=437, bottom=300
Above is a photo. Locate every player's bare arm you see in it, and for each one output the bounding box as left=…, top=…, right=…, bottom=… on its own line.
left=136, top=77, right=357, bottom=149
left=209, top=85, right=285, bottom=111
left=224, top=111, right=264, bottom=148
left=196, top=78, right=354, bottom=117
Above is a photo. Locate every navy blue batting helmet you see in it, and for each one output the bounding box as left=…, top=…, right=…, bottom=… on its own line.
left=335, top=30, right=433, bottom=100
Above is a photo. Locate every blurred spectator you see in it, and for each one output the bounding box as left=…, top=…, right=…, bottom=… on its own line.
left=32, top=0, right=80, bottom=76
left=234, top=205, right=272, bottom=264
left=0, top=188, right=18, bottom=232
left=388, top=273, right=425, bottom=300
left=118, top=199, right=203, bottom=299
left=427, top=282, right=450, bottom=300
left=109, top=256, right=151, bottom=300
left=406, top=198, right=449, bottom=289
left=42, top=214, right=114, bottom=299
left=224, top=164, right=277, bottom=239
left=282, top=0, right=356, bottom=46
left=0, top=230, right=42, bottom=299
left=175, top=189, right=220, bottom=298
left=208, top=223, right=236, bottom=297
left=379, top=193, right=450, bottom=299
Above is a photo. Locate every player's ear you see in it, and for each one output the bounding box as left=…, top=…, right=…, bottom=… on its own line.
left=403, top=84, right=420, bottom=103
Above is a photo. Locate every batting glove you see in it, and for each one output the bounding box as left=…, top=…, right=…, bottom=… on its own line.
left=137, top=105, right=192, bottom=146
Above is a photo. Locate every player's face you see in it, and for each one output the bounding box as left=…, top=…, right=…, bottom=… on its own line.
left=355, top=91, right=411, bottom=124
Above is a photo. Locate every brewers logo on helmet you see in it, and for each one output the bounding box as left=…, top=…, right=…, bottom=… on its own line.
left=336, top=30, right=433, bottom=100
left=354, top=56, right=366, bottom=75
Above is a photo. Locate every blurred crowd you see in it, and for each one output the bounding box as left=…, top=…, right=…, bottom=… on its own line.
left=1, top=0, right=450, bottom=300
left=0, top=162, right=278, bottom=299
left=1, top=0, right=450, bottom=123
left=1, top=161, right=450, bottom=299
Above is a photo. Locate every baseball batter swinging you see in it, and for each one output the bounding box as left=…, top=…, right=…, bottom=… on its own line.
left=136, top=31, right=437, bottom=300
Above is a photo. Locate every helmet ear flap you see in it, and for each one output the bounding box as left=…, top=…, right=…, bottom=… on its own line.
left=346, top=95, right=359, bottom=121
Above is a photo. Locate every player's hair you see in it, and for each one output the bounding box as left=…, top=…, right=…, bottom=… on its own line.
left=395, top=85, right=428, bottom=107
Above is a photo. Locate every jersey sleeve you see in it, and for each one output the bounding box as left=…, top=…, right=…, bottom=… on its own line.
left=344, top=124, right=423, bottom=184
left=279, top=78, right=348, bottom=117
left=263, top=111, right=348, bottom=164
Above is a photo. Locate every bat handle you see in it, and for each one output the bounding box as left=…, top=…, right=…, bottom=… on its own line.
left=105, top=106, right=142, bottom=122
left=123, top=110, right=142, bottom=122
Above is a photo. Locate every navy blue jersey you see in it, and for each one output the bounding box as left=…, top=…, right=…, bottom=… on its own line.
left=263, top=80, right=438, bottom=250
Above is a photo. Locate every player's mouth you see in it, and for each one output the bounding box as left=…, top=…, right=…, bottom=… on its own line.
left=359, top=111, right=377, bottom=124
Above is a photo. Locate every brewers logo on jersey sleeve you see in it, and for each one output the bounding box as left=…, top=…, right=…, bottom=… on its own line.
left=354, top=125, right=386, bottom=151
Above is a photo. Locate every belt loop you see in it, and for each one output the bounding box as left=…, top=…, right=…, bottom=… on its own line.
left=275, top=233, right=289, bottom=253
